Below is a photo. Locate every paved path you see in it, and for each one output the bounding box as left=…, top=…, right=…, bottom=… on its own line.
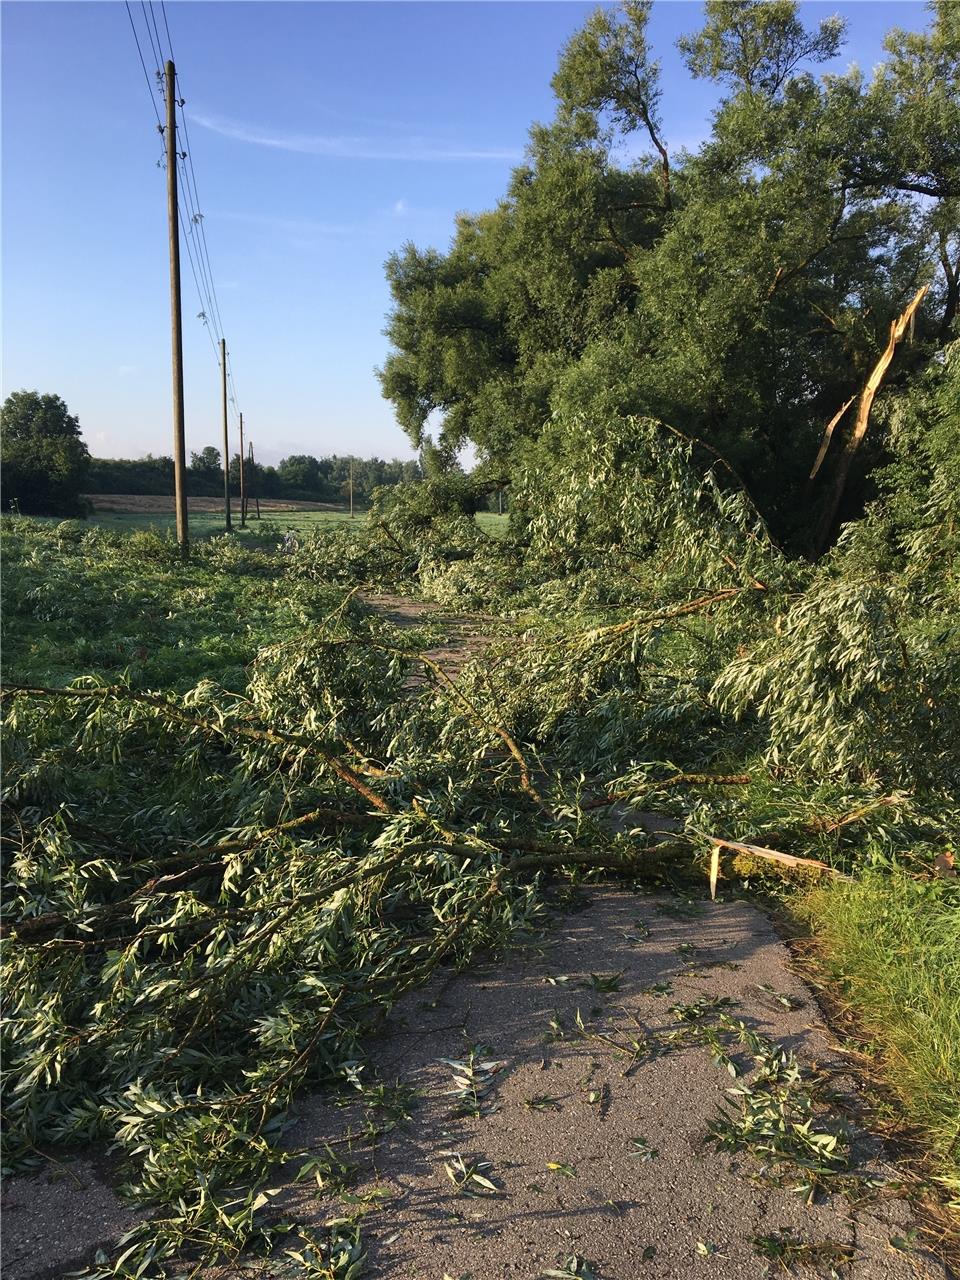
left=1, top=891, right=950, bottom=1280
left=245, top=889, right=949, bottom=1280
left=360, top=591, right=502, bottom=681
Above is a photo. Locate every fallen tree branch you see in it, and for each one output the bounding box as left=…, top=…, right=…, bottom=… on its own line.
left=394, top=649, right=546, bottom=809
left=585, top=589, right=746, bottom=641
left=810, top=795, right=900, bottom=835
left=580, top=774, right=751, bottom=809
left=3, top=839, right=430, bottom=946
left=705, top=836, right=850, bottom=878
left=0, top=684, right=394, bottom=814
left=2, top=791, right=857, bottom=947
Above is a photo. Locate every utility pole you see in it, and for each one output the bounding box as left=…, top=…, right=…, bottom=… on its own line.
left=238, top=412, right=246, bottom=527
left=249, top=441, right=260, bottom=518
left=165, top=60, right=189, bottom=559
left=220, top=337, right=232, bottom=531
left=349, top=457, right=354, bottom=517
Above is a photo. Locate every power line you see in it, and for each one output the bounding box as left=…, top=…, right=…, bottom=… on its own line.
left=140, top=0, right=164, bottom=82
left=175, top=136, right=240, bottom=421
left=159, top=0, right=174, bottom=63
left=176, top=87, right=227, bottom=345
left=124, top=0, right=244, bottom=424
left=176, top=157, right=220, bottom=335
left=178, top=197, right=222, bottom=362
left=125, top=3, right=214, bottom=350
left=124, top=0, right=163, bottom=130
left=147, top=0, right=171, bottom=70
left=226, top=354, right=242, bottom=422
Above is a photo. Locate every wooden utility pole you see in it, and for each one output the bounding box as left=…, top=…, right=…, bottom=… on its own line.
left=349, top=457, right=354, bottom=517
left=220, top=337, right=232, bottom=531
left=249, top=441, right=260, bottom=518
left=165, top=60, right=189, bottom=559
left=238, top=412, right=246, bottom=526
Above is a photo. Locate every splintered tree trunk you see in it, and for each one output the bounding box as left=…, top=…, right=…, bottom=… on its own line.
left=813, top=285, right=928, bottom=555
left=808, top=396, right=855, bottom=484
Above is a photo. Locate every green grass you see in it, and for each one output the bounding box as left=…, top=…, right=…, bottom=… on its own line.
left=47, top=506, right=507, bottom=541
left=800, top=871, right=960, bottom=1180
left=475, top=511, right=510, bottom=538
left=80, top=507, right=365, bottom=539
left=0, top=516, right=355, bottom=691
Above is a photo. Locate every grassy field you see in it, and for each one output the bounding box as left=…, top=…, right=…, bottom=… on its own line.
left=476, top=510, right=510, bottom=537
left=70, top=496, right=510, bottom=540
left=78, top=494, right=363, bottom=539
left=85, top=508, right=361, bottom=538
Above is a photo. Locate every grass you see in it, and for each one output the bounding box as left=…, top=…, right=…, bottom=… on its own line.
left=800, top=871, right=960, bottom=1180
left=476, top=510, right=510, bottom=538
left=79, top=507, right=363, bottom=539
left=0, top=508, right=508, bottom=690
left=41, top=504, right=510, bottom=541
left=752, top=1230, right=854, bottom=1272
left=0, top=515, right=353, bottom=690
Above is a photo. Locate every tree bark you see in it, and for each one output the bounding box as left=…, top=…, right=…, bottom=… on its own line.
left=813, top=285, right=928, bottom=555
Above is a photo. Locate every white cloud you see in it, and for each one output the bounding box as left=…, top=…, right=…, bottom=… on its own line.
left=189, top=112, right=522, bottom=163
left=392, top=198, right=409, bottom=216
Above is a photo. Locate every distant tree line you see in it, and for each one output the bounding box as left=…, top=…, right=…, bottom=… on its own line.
left=0, top=389, right=424, bottom=515
left=86, top=449, right=422, bottom=505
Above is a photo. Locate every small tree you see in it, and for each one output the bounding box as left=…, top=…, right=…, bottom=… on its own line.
left=189, top=446, right=221, bottom=477
left=0, top=391, right=90, bottom=515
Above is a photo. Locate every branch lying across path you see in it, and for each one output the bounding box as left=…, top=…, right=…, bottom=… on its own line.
left=0, top=803, right=391, bottom=943
left=1, top=688, right=850, bottom=943
left=705, top=836, right=850, bottom=878
left=381, top=646, right=546, bottom=809
left=3, top=838, right=428, bottom=945
left=585, top=589, right=750, bottom=641
left=129, top=803, right=386, bottom=884
left=5, top=813, right=846, bottom=945
left=0, top=684, right=394, bottom=814
left=581, top=774, right=752, bottom=809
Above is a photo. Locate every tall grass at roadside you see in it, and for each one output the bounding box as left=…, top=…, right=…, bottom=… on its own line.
left=800, top=871, right=960, bottom=1180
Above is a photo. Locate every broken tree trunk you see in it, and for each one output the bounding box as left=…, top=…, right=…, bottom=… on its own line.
left=705, top=836, right=850, bottom=879
left=813, top=285, right=928, bottom=555
left=808, top=396, right=856, bottom=483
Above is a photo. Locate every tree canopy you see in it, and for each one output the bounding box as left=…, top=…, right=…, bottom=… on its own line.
left=378, top=0, right=959, bottom=553
left=0, top=390, right=90, bottom=516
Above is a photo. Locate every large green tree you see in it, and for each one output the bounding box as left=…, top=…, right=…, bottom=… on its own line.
left=379, top=0, right=958, bottom=552
left=0, top=391, right=90, bottom=516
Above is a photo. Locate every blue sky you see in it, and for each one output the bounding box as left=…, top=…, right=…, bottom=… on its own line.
left=2, top=1, right=932, bottom=465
